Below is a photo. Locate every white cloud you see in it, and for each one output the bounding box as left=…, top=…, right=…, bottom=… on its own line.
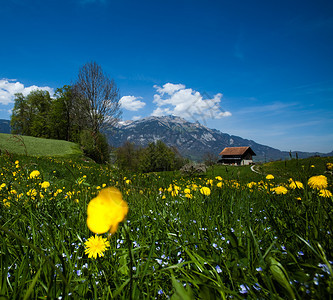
left=120, top=95, right=146, bottom=111
left=154, top=83, right=185, bottom=96
left=0, top=79, right=54, bottom=105
left=151, top=83, right=232, bottom=120
left=132, top=115, right=142, bottom=121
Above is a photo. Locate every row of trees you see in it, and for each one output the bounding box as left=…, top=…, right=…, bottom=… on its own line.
left=115, top=140, right=188, bottom=172
left=10, top=62, right=121, bottom=163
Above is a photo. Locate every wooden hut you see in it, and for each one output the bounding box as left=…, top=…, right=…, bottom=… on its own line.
left=219, top=146, right=256, bottom=165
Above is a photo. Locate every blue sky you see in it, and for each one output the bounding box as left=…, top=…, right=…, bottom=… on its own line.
left=0, top=0, right=332, bottom=153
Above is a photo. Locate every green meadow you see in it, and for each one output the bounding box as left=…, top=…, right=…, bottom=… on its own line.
left=0, top=133, right=82, bottom=157
left=0, top=138, right=332, bottom=299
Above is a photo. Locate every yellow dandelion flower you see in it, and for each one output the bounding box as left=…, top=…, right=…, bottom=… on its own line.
left=185, top=193, right=193, bottom=199
left=206, top=179, right=213, bottom=186
left=200, top=187, right=211, bottom=196
left=3, top=199, right=10, bottom=207
left=27, top=189, right=37, bottom=197
left=125, top=179, right=131, bottom=184
left=87, top=187, right=128, bottom=234
left=318, top=189, right=332, bottom=198
left=289, top=179, right=304, bottom=189
left=247, top=182, right=256, bottom=189
left=184, top=188, right=191, bottom=194
left=217, top=182, right=223, bottom=188
left=41, top=181, right=50, bottom=189
left=326, top=163, right=333, bottom=170
left=171, top=190, right=179, bottom=197
left=308, top=175, right=328, bottom=190
left=215, top=176, right=222, bottom=181
left=29, top=170, right=40, bottom=179
left=84, top=235, right=110, bottom=259
left=15, top=160, right=19, bottom=165
left=266, top=174, right=274, bottom=180
left=272, top=186, right=288, bottom=195
left=296, top=197, right=302, bottom=201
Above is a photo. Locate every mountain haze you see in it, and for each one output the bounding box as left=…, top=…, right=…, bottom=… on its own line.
left=105, top=116, right=328, bottom=162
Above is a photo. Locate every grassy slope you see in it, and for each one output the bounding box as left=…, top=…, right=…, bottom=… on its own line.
left=258, top=156, right=332, bottom=179
left=0, top=133, right=82, bottom=157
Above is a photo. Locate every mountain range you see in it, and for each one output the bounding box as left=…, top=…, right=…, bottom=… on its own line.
left=104, top=115, right=332, bottom=162
left=1, top=117, right=331, bottom=162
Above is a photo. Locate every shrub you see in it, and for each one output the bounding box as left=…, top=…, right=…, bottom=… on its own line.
left=180, top=162, right=207, bottom=176
left=80, top=130, right=109, bottom=163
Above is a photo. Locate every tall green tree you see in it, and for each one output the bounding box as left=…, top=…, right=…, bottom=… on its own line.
left=28, top=90, right=52, bottom=137
left=48, top=85, right=76, bottom=141
left=11, top=90, right=52, bottom=137
left=11, top=93, right=31, bottom=135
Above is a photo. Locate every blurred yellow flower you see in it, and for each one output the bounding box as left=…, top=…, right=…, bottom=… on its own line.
left=185, top=193, right=193, bottom=199
left=200, top=187, right=211, bottom=196
left=171, top=190, right=179, bottom=197
left=29, top=170, right=40, bottom=179
left=288, top=179, right=304, bottom=189
left=266, top=174, right=274, bottom=180
left=27, top=189, right=37, bottom=197
left=84, top=235, right=110, bottom=259
left=206, top=179, right=213, bottom=186
left=87, top=187, right=128, bottom=234
left=247, top=182, right=257, bottom=189
left=326, top=162, right=333, bottom=170
left=184, top=188, right=191, bottom=194
left=272, top=186, right=288, bottom=195
left=308, top=175, right=328, bottom=190
left=125, top=179, right=131, bottom=184
left=41, top=181, right=50, bottom=189
left=216, top=182, right=223, bottom=188
left=215, top=176, right=222, bottom=181
left=318, top=189, right=332, bottom=198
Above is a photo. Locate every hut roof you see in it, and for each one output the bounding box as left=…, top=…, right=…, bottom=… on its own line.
left=219, top=146, right=256, bottom=156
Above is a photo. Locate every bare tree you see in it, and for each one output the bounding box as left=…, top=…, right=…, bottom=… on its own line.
left=72, top=61, right=122, bottom=134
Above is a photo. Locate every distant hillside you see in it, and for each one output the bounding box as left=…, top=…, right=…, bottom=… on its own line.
left=0, top=119, right=11, bottom=134
left=0, top=133, right=82, bottom=157
left=105, top=115, right=330, bottom=161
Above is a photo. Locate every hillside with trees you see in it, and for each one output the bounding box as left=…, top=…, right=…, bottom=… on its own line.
left=10, top=62, right=120, bottom=163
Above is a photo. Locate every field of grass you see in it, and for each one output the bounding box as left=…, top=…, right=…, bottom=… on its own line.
left=0, top=133, right=82, bottom=157
left=0, top=152, right=332, bottom=299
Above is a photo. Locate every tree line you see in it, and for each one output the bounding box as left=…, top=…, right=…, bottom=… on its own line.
left=115, top=140, right=187, bottom=172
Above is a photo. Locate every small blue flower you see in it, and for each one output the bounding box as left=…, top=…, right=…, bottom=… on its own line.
left=239, top=284, right=249, bottom=294
left=215, top=265, right=222, bottom=274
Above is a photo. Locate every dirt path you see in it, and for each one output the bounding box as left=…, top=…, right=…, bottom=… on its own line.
left=251, top=165, right=262, bottom=175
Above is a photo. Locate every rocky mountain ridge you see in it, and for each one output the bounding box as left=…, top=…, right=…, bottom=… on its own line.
left=105, top=115, right=330, bottom=161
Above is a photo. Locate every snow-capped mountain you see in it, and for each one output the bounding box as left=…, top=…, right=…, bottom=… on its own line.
left=105, top=115, right=325, bottom=161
